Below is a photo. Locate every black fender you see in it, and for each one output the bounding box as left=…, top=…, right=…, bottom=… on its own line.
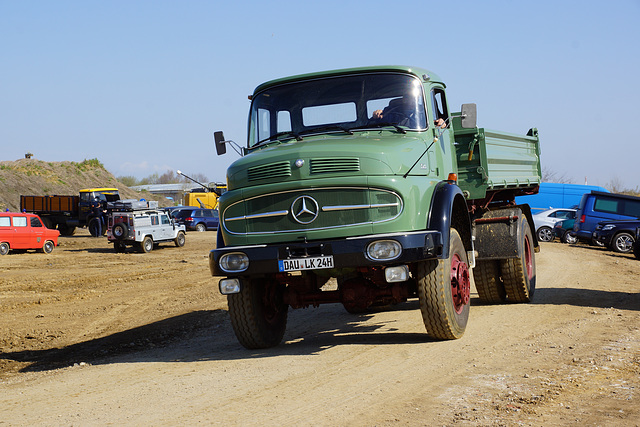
left=427, top=181, right=473, bottom=259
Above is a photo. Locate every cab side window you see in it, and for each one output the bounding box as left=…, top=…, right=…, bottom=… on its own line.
left=431, top=88, right=449, bottom=127
left=30, top=217, right=43, bottom=227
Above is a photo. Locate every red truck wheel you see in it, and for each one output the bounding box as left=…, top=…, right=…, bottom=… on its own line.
left=228, top=277, right=288, bottom=349
left=417, top=228, right=470, bottom=340
left=501, top=216, right=536, bottom=303
left=473, top=260, right=506, bottom=303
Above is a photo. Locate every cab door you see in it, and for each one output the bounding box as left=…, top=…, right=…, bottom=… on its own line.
left=429, top=86, right=457, bottom=178
left=29, top=216, right=47, bottom=248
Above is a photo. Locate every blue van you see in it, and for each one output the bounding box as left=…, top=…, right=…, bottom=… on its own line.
left=573, top=191, right=640, bottom=244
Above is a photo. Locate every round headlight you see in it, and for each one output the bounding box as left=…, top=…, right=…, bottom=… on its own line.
left=219, top=252, right=249, bottom=273
left=367, top=240, right=402, bottom=261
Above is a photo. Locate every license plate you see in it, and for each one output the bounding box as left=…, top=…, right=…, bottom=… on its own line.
left=278, top=255, right=334, bottom=272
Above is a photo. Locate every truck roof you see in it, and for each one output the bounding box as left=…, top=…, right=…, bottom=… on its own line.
left=252, top=65, right=444, bottom=95
left=80, top=188, right=119, bottom=193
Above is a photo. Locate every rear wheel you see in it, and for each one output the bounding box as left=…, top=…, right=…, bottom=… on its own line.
left=536, top=226, right=553, bottom=242
left=417, top=229, right=470, bottom=340
left=562, top=231, right=578, bottom=244
left=57, top=224, right=76, bottom=236
left=611, top=232, right=634, bottom=253
left=41, top=240, right=55, bottom=254
left=88, top=217, right=102, bottom=237
left=140, top=236, right=153, bottom=253
left=228, top=277, right=288, bottom=349
left=174, top=231, right=185, bottom=247
left=196, top=223, right=206, bottom=232
left=501, top=216, right=536, bottom=303
left=0, top=242, right=9, bottom=255
left=473, top=260, right=506, bottom=303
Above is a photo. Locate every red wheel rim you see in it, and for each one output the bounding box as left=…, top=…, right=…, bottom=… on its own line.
left=450, top=254, right=470, bottom=313
left=524, top=235, right=533, bottom=279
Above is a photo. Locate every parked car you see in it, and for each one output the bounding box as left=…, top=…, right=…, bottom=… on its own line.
left=0, top=212, right=60, bottom=255
left=532, top=208, right=577, bottom=242
left=106, top=200, right=186, bottom=253
left=574, top=191, right=640, bottom=245
left=592, top=219, right=640, bottom=253
left=173, top=208, right=219, bottom=231
left=553, top=218, right=578, bottom=244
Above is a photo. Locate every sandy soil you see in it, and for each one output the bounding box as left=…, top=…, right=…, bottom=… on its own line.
left=0, top=230, right=638, bottom=426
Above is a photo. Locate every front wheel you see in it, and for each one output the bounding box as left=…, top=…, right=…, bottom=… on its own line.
left=611, top=232, right=634, bottom=253
left=562, top=231, right=578, bottom=244
left=416, top=229, right=470, bottom=340
left=228, top=277, right=288, bottom=349
left=41, top=240, right=55, bottom=254
left=501, top=216, right=536, bottom=303
left=536, top=226, right=553, bottom=242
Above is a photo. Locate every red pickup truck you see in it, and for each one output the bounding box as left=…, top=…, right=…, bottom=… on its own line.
left=0, top=212, right=60, bottom=255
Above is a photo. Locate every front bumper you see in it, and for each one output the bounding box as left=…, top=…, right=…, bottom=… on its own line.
left=592, top=230, right=612, bottom=246
left=210, top=230, right=443, bottom=277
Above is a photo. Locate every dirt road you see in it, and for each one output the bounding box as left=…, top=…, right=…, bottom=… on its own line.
left=1, top=230, right=638, bottom=425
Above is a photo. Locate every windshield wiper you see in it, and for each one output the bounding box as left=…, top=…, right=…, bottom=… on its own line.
left=351, top=122, right=407, bottom=134
left=253, top=131, right=303, bottom=148
left=299, top=125, right=354, bottom=136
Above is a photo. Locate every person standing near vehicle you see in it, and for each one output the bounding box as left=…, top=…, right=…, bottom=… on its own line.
left=90, top=198, right=103, bottom=237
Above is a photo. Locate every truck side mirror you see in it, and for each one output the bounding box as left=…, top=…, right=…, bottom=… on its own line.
left=461, top=103, right=477, bottom=129
left=214, top=131, right=227, bottom=156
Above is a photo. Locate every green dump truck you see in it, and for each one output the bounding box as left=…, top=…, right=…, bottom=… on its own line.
left=210, top=66, right=541, bottom=349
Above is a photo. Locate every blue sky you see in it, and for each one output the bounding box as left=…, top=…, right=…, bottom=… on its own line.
left=2, top=1, right=639, bottom=188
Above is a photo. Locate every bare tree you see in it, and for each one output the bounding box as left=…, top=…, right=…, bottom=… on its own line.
left=541, top=168, right=575, bottom=184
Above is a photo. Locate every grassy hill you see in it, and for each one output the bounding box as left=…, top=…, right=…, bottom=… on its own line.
left=0, top=158, right=152, bottom=212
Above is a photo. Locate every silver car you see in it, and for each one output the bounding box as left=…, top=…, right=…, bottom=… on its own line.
left=532, top=208, right=577, bottom=242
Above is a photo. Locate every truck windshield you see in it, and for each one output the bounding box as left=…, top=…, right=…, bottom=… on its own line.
left=248, top=73, right=427, bottom=147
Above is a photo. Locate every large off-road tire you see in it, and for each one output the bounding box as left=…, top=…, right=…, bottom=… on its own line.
left=112, top=223, right=128, bottom=240
left=57, top=224, right=76, bottom=236
left=0, top=242, right=9, bottom=255
left=174, top=231, right=186, bottom=247
left=611, top=232, right=634, bottom=253
left=41, top=240, right=55, bottom=254
left=417, top=229, right=470, bottom=340
left=140, top=236, right=153, bottom=253
left=228, top=277, right=288, bottom=349
left=88, top=217, right=102, bottom=237
left=536, top=226, right=553, bottom=242
left=473, top=260, right=506, bottom=303
left=500, top=216, right=536, bottom=303
left=634, top=241, right=640, bottom=260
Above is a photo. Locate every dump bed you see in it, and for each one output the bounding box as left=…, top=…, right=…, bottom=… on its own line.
left=20, top=195, right=79, bottom=214
left=452, top=118, right=541, bottom=200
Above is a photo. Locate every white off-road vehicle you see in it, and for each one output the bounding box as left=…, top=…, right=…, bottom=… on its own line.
left=106, top=200, right=186, bottom=253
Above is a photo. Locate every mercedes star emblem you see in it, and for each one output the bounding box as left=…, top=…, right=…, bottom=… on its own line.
left=291, top=195, right=319, bottom=224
